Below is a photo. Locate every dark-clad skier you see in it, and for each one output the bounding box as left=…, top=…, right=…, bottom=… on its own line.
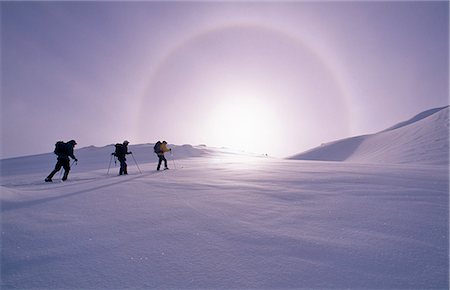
left=45, top=140, right=78, bottom=182
left=112, top=140, right=132, bottom=175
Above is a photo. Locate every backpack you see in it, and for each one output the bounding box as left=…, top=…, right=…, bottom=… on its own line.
left=115, top=143, right=124, bottom=156
left=153, top=141, right=161, bottom=153
left=54, top=141, right=67, bottom=156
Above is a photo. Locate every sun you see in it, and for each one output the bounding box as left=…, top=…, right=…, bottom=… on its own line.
left=205, top=94, right=282, bottom=155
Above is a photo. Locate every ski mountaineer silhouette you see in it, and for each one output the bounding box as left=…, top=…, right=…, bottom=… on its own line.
left=112, top=140, right=132, bottom=175
left=154, top=141, right=171, bottom=171
left=45, top=140, right=78, bottom=182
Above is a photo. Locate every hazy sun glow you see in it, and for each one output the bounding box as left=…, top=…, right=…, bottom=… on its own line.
left=206, top=94, right=282, bottom=155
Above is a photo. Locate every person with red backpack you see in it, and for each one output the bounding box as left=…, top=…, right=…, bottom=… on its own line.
left=45, top=140, right=78, bottom=182
left=154, top=140, right=171, bottom=171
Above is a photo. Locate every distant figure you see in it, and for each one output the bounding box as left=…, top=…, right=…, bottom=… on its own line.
left=153, top=140, right=171, bottom=170
left=113, top=140, right=131, bottom=175
left=45, top=140, right=78, bottom=182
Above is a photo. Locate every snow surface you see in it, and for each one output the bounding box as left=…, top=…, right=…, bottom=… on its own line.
left=289, top=106, right=449, bottom=165
left=1, top=108, right=449, bottom=289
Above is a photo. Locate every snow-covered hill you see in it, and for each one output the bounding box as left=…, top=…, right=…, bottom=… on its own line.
left=1, top=109, right=449, bottom=289
left=289, top=106, right=449, bottom=165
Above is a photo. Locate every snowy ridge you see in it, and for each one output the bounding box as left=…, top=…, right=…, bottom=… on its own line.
left=381, top=106, right=448, bottom=133
left=289, top=106, right=449, bottom=165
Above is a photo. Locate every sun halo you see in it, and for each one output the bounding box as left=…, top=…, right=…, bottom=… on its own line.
left=206, top=95, right=282, bottom=155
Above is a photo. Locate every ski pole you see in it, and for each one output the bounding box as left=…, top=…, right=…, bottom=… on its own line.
left=107, top=154, right=113, bottom=175
left=170, top=150, right=177, bottom=169
left=131, top=153, right=142, bottom=174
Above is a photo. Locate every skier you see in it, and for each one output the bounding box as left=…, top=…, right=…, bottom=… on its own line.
left=154, top=140, right=171, bottom=171
left=45, top=140, right=78, bottom=182
left=112, top=140, right=132, bottom=175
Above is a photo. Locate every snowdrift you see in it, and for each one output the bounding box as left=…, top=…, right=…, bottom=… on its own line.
left=289, top=106, right=449, bottom=165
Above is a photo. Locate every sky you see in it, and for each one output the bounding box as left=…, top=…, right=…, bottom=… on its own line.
left=1, top=1, right=448, bottom=159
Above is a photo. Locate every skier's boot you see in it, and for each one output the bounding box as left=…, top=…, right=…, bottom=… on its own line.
left=45, top=178, right=52, bottom=182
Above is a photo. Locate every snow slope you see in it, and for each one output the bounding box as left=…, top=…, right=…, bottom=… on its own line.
left=289, top=106, right=449, bottom=165
left=1, top=110, right=449, bottom=289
